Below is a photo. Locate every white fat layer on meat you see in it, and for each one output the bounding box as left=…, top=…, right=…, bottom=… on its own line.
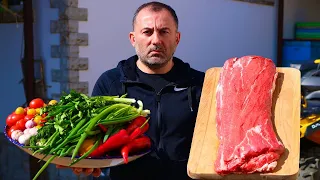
left=233, top=59, right=245, bottom=89
left=219, top=153, right=227, bottom=170
left=271, top=72, right=278, bottom=96
left=228, top=124, right=274, bottom=161
left=256, top=161, right=277, bottom=172
left=216, top=83, right=223, bottom=107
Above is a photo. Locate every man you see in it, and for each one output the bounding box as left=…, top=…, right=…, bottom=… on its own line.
left=59, top=1, right=205, bottom=179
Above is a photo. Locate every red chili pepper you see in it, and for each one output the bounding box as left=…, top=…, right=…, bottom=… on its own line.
left=129, top=118, right=149, bottom=141
left=89, top=129, right=130, bottom=157
left=121, top=136, right=151, bottom=164
left=98, top=123, right=107, bottom=133
left=126, top=116, right=147, bottom=135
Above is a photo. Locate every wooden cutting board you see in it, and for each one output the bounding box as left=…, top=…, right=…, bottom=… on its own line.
left=187, top=67, right=301, bottom=180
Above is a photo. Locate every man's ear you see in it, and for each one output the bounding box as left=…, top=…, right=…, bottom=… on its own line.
left=176, top=31, right=181, bottom=45
left=129, top=32, right=135, bottom=47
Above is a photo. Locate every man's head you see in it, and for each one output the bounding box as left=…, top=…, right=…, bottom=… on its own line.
left=129, top=1, right=181, bottom=73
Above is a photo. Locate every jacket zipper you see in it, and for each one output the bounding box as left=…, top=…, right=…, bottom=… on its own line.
left=155, top=93, right=162, bottom=151
left=155, top=82, right=177, bottom=153
left=123, top=81, right=176, bottom=153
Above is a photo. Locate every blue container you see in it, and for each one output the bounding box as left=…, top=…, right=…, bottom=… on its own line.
left=311, top=42, right=320, bottom=59
left=282, top=40, right=320, bottom=67
left=283, top=41, right=311, bottom=61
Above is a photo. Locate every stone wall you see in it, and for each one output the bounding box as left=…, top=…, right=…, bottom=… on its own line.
left=50, top=0, right=89, bottom=99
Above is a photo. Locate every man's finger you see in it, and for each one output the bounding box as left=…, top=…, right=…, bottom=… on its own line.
left=72, top=167, right=83, bottom=176
left=92, top=168, right=102, bottom=177
left=56, top=165, right=68, bottom=169
left=84, top=168, right=94, bottom=176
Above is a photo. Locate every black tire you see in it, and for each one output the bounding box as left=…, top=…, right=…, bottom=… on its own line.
left=298, top=138, right=320, bottom=180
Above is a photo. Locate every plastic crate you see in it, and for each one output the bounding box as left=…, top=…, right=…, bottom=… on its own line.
left=312, top=42, right=320, bottom=59
left=283, top=41, right=312, bottom=61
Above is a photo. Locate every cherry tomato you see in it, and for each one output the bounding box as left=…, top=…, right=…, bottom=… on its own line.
left=39, top=119, right=47, bottom=126
left=48, top=100, right=58, bottom=106
left=34, top=115, right=43, bottom=124
left=7, top=125, right=19, bottom=138
left=35, top=108, right=41, bottom=114
left=16, top=119, right=27, bottom=131
left=29, top=98, right=45, bottom=109
left=27, top=108, right=36, bottom=116
left=36, top=124, right=42, bottom=129
left=6, top=114, right=15, bottom=126
left=15, top=107, right=24, bottom=115
left=41, top=113, right=47, bottom=118
left=24, top=107, right=30, bottom=115
left=24, top=114, right=34, bottom=121
left=10, top=114, right=25, bottom=126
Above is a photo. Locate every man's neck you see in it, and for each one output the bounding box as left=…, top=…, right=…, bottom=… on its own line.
left=136, top=59, right=174, bottom=74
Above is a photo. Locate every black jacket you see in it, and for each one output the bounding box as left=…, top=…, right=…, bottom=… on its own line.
left=92, top=55, right=205, bottom=180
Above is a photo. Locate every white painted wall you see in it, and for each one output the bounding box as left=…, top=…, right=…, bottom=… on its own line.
left=283, top=0, right=320, bottom=39
left=78, top=0, right=278, bottom=96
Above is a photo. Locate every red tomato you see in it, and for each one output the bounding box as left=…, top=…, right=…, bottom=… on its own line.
left=7, top=125, right=19, bottom=138
left=6, top=114, right=15, bottom=126
left=39, top=119, right=47, bottom=126
left=41, top=113, right=47, bottom=118
left=16, top=119, right=27, bottom=131
left=29, top=98, right=45, bottom=109
left=24, top=114, right=34, bottom=121
left=24, top=107, right=30, bottom=115
left=11, top=113, right=25, bottom=125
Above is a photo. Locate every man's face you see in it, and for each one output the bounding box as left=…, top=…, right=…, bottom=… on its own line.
left=130, top=8, right=180, bottom=69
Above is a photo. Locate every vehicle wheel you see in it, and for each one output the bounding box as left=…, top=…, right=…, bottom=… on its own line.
left=298, top=138, right=320, bottom=180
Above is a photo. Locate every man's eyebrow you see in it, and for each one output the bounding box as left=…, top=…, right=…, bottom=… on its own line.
left=160, top=27, right=170, bottom=31
left=140, top=27, right=172, bottom=32
left=142, top=27, right=152, bottom=30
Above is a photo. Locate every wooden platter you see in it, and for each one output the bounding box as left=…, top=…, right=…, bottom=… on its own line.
left=4, top=125, right=150, bottom=168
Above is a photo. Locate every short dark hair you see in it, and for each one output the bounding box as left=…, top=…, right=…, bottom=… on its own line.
left=132, top=1, right=179, bottom=30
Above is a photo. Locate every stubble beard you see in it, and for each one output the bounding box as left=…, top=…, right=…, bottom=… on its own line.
left=136, top=49, right=173, bottom=70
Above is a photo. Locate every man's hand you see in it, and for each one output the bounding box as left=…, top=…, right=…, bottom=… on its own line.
left=56, top=165, right=102, bottom=177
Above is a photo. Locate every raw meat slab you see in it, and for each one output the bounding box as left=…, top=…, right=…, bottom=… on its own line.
left=187, top=67, right=300, bottom=180
left=214, top=57, right=285, bottom=174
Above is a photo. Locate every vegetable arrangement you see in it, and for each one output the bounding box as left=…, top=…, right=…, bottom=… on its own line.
left=5, top=90, right=152, bottom=180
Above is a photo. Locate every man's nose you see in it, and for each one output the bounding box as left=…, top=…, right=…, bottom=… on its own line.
left=151, top=32, right=161, bottom=45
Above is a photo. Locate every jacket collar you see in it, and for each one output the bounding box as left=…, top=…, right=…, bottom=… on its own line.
left=117, top=55, right=194, bottom=86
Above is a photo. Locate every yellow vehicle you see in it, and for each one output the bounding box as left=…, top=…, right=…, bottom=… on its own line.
left=300, top=59, right=320, bottom=144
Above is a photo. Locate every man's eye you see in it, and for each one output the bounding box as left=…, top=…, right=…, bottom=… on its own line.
left=143, top=31, right=151, bottom=34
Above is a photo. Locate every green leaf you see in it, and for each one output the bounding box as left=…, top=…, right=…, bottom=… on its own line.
left=54, top=124, right=64, bottom=135
left=78, top=111, right=83, bottom=119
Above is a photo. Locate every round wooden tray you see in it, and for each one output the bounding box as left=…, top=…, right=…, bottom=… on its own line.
left=4, top=126, right=150, bottom=168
